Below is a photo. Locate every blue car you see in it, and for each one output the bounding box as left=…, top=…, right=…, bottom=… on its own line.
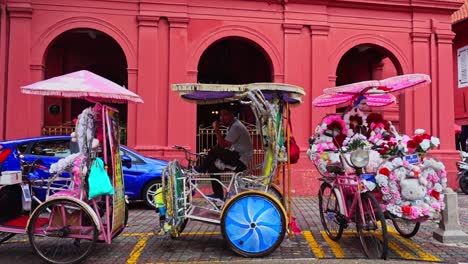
left=0, top=136, right=167, bottom=208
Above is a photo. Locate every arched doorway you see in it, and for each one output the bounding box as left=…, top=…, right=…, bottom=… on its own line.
left=335, top=44, right=403, bottom=128
left=197, top=37, right=272, bottom=126
left=196, top=37, right=273, bottom=163
left=43, top=28, right=128, bottom=142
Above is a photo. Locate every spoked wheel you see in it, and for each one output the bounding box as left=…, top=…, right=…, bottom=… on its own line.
left=356, top=192, right=388, bottom=259
left=164, top=161, right=189, bottom=239
left=143, top=179, right=162, bottom=209
left=267, top=184, right=283, bottom=205
left=0, top=232, right=15, bottom=244
left=318, top=182, right=344, bottom=241
left=28, top=198, right=98, bottom=264
left=387, top=213, right=420, bottom=238
left=221, top=191, right=286, bottom=257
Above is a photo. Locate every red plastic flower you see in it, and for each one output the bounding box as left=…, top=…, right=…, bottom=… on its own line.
left=431, top=190, right=440, bottom=200
left=407, top=140, right=417, bottom=149
left=334, top=134, right=346, bottom=148
left=328, top=121, right=344, bottom=134
left=421, top=133, right=431, bottom=140
left=349, top=115, right=363, bottom=129
left=413, top=135, right=423, bottom=144
left=366, top=113, right=384, bottom=126
left=402, top=205, right=412, bottom=216
left=378, top=167, right=391, bottom=176
left=378, top=146, right=389, bottom=155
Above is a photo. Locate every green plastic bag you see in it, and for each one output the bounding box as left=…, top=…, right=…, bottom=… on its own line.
left=88, top=157, right=114, bottom=199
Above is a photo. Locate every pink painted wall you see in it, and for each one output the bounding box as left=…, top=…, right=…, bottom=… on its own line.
left=0, top=0, right=462, bottom=195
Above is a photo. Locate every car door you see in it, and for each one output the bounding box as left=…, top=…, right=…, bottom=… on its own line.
left=23, top=139, right=71, bottom=171
left=119, top=148, right=148, bottom=198
left=23, top=139, right=72, bottom=200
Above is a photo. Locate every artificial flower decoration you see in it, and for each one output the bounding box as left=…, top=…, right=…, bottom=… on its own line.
left=374, top=157, right=447, bottom=220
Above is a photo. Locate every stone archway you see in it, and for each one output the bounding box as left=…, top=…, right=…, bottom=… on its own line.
left=335, top=44, right=403, bottom=128
left=195, top=37, right=273, bottom=159
left=43, top=28, right=128, bottom=142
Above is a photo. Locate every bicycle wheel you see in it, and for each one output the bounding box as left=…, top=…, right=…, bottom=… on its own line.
left=388, top=213, right=420, bottom=238
left=318, top=182, right=344, bottom=241
left=267, top=184, right=283, bottom=205
left=356, top=192, right=388, bottom=259
left=221, top=191, right=286, bottom=257
left=28, top=198, right=98, bottom=264
left=0, top=232, right=15, bottom=244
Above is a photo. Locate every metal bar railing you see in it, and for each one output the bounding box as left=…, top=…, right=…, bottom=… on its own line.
left=42, top=126, right=128, bottom=144
left=196, top=121, right=264, bottom=175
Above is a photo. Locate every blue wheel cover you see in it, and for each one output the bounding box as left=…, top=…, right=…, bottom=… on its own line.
left=224, top=195, right=283, bottom=253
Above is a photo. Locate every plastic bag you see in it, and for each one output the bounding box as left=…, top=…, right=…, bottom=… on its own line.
left=88, top=157, right=114, bottom=199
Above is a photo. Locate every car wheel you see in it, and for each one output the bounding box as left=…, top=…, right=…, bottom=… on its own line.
left=143, top=179, right=162, bottom=209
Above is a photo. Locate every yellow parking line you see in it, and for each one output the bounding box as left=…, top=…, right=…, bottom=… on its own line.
left=320, top=231, right=345, bottom=258
left=372, top=231, right=418, bottom=260
left=302, top=231, right=326, bottom=258
left=387, top=227, right=440, bottom=262
left=127, top=236, right=149, bottom=264
left=122, top=231, right=221, bottom=237
left=3, top=239, right=28, bottom=244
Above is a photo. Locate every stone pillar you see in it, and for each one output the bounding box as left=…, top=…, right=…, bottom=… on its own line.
left=400, top=32, right=431, bottom=135
left=167, top=17, right=195, bottom=158
left=0, top=4, right=7, bottom=140
left=127, top=68, right=138, bottom=147
left=310, top=25, right=331, bottom=130
left=435, top=31, right=456, bottom=150
left=134, top=15, right=161, bottom=154
left=283, top=23, right=310, bottom=146
left=433, top=188, right=468, bottom=243
left=5, top=3, right=41, bottom=138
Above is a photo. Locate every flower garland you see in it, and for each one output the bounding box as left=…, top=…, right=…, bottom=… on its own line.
left=343, top=106, right=368, bottom=133
left=375, top=157, right=446, bottom=220
left=318, top=115, right=348, bottom=136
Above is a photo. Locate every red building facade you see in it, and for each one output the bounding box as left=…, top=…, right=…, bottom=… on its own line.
left=0, top=0, right=462, bottom=195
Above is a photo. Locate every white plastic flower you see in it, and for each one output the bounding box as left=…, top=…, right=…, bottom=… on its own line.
left=375, top=175, right=388, bottom=187
left=420, top=139, right=431, bottom=151
left=392, top=158, right=403, bottom=167
left=415, top=129, right=425, bottom=135
left=431, top=136, right=440, bottom=147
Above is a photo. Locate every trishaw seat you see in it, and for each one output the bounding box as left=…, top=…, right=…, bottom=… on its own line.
left=50, top=188, right=82, bottom=200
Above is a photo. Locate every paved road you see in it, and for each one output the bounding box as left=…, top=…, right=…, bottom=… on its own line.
left=1, top=194, right=467, bottom=264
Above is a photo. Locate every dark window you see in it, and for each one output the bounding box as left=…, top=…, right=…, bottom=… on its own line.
left=17, top=143, right=29, bottom=154
left=30, top=140, right=71, bottom=158
left=120, top=149, right=144, bottom=165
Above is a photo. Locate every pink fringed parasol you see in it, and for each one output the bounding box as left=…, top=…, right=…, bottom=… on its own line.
left=21, top=70, right=143, bottom=104
left=313, top=74, right=431, bottom=107
left=313, top=93, right=396, bottom=107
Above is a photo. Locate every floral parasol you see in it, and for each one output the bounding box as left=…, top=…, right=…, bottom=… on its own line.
left=313, top=74, right=431, bottom=107
left=21, top=70, right=143, bottom=104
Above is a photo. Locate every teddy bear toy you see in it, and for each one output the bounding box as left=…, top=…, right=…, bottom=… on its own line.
left=400, top=178, right=427, bottom=205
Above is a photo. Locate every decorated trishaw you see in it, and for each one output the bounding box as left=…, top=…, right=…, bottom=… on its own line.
left=155, top=83, right=304, bottom=257
left=307, top=74, right=448, bottom=258
left=0, top=70, right=143, bottom=264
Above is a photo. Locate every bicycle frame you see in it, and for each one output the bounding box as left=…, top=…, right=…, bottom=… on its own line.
left=325, top=173, right=368, bottom=226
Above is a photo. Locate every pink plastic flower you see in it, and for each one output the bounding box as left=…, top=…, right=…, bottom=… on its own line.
left=431, top=202, right=441, bottom=211
left=381, top=186, right=390, bottom=194
left=410, top=207, right=421, bottom=219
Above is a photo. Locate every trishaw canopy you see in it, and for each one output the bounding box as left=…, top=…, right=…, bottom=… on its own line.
left=172, top=83, right=305, bottom=104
